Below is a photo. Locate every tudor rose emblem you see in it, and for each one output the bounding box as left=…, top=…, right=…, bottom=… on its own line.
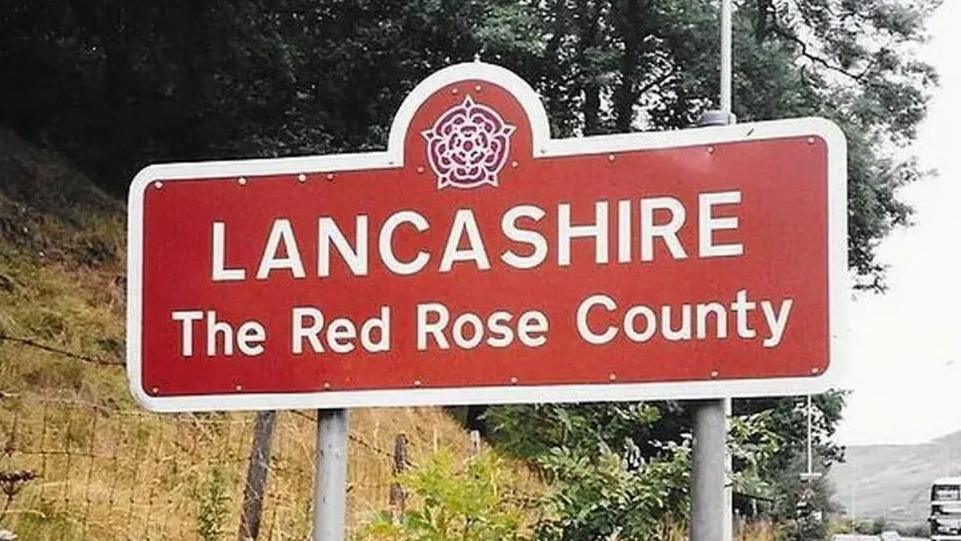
left=422, top=95, right=516, bottom=189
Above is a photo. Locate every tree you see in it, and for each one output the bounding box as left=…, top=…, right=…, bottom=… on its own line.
left=0, top=0, right=936, bottom=287
left=0, top=3, right=940, bottom=537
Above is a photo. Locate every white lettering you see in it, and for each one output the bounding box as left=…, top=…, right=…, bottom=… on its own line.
left=171, top=310, right=203, bottom=356
left=641, top=197, right=687, bottom=261
left=699, top=191, right=743, bottom=257
left=439, top=209, right=491, bottom=272
left=211, top=222, right=246, bottom=281
left=318, top=216, right=368, bottom=277
left=380, top=211, right=430, bottom=275
left=257, top=219, right=306, bottom=279
left=501, top=205, right=548, bottom=269
left=576, top=294, right=617, bottom=345
left=559, top=202, right=609, bottom=266
left=760, top=298, right=793, bottom=348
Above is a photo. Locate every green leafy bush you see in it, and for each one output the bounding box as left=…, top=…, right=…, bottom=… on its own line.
left=356, top=449, right=530, bottom=541
left=534, top=439, right=690, bottom=541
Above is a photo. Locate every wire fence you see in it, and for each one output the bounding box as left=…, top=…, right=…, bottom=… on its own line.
left=0, top=392, right=501, bottom=541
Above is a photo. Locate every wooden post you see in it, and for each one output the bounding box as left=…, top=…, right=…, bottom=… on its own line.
left=469, top=430, right=481, bottom=456
left=389, top=433, right=408, bottom=521
left=238, top=410, right=277, bottom=541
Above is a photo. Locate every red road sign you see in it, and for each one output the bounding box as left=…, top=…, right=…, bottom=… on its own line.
left=127, top=63, right=846, bottom=412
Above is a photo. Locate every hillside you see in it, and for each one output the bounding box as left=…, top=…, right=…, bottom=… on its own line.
left=0, top=128, right=539, bottom=540
left=829, top=431, right=961, bottom=527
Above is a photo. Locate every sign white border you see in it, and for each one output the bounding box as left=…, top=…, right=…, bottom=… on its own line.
left=127, top=62, right=848, bottom=412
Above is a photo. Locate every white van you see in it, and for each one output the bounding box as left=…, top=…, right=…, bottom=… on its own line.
left=931, top=477, right=961, bottom=540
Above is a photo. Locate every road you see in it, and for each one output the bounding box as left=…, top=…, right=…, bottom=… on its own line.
left=834, top=535, right=927, bottom=541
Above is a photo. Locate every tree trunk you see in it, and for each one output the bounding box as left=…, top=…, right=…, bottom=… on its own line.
left=614, top=0, right=641, bottom=132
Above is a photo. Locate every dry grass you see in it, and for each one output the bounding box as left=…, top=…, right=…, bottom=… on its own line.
left=0, top=392, right=541, bottom=540
left=737, top=520, right=779, bottom=541
left=652, top=519, right=778, bottom=541
left=0, top=128, right=544, bottom=540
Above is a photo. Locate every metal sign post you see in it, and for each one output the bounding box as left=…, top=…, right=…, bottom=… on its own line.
left=691, top=400, right=727, bottom=541
left=127, top=43, right=845, bottom=541
left=312, top=409, right=349, bottom=541
left=691, top=1, right=734, bottom=540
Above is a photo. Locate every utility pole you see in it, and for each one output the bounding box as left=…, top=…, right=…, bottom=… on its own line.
left=691, top=1, right=734, bottom=540
left=801, top=395, right=823, bottom=485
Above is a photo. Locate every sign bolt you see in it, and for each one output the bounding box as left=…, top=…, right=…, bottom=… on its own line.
left=807, top=137, right=816, bottom=144
left=608, top=373, right=617, bottom=381
left=608, top=154, right=616, bottom=162
left=238, top=177, right=248, bottom=186
left=811, top=367, right=820, bottom=374
left=511, top=160, right=519, bottom=168
left=416, top=166, right=425, bottom=174
left=510, top=376, right=518, bottom=385
left=707, top=146, right=716, bottom=154
left=474, top=85, right=482, bottom=92
left=451, top=88, right=459, bottom=95
left=326, top=173, right=335, bottom=181
left=150, top=386, right=159, bottom=394
left=235, top=384, right=243, bottom=391
left=153, top=181, right=163, bottom=190
left=323, top=382, right=331, bottom=390
left=298, top=173, right=307, bottom=183
left=413, top=379, right=422, bottom=387
left=710, top=370, right=719, bottom=378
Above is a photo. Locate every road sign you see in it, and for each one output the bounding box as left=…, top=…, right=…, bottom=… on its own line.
left=126, top=62, right=847, bottom=412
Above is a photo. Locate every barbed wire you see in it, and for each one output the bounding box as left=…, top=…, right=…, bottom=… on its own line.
left=290, top=410, right=411, bottom=464
left=0, top=394, right=535, bottom=539
left=0, top=333, right=123, bottom=367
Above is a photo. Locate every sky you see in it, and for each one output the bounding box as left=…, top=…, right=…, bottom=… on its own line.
left=834, top=0, right=961, bottom=445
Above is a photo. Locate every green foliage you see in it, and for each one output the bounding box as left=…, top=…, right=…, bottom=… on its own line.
left=0, top=2, right=941, bottom=534
left=356, top=449, right=529, bottom=541
left=484, top=402, right=667, bottom=459
left=728, top=409, right=784, bottom=499
left=534, top=439, right=690, bottom=541
left=729, top=394, right=847, bottom=541
left=193, top=465, right=231, bottom=541
left=0, top=0, right=939, bottom=289
left=5, top=497, right=78, bottom=540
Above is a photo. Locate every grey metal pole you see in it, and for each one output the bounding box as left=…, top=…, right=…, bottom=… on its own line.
left=692, top=2, right=734, bottom=540
left=722, top=398, right=733, bottom=541
left=312, top=408, right=349, bottom=541
left=691, top=400, right=726, bottom=541
left=720, top=0, right=733, bottom=115
left=719, top=2, right=734, bottom=539
left=806, top=395, right=813, bottom=476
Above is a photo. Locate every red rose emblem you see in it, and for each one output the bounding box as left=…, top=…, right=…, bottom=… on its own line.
left=422, top=95, right=516, bottom=189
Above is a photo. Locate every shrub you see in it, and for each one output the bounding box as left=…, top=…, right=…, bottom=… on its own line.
left=193, top=465, right=231, bottom=541
left=356, top=449, right=530, bottom=541
left=534, top=440, right=690, bottom=541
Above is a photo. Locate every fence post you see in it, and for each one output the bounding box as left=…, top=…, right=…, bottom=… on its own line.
left=469, top=430, right=481, bottom=456
left=389, top=434, right=408, bottom=521
left=238, top=410, right=277, bottom=541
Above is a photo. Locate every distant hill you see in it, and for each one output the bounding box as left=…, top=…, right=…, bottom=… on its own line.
left=829, top=431, right=961, bottom=526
